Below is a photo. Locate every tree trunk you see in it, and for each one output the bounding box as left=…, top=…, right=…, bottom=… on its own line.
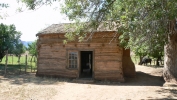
left=163, top=33, right=177, bottom=83
left=25, top=55, right=27, bottom=73
left=4, top=50, right=8, bottom=75
left=18, top=55, right=21, bottom=63
left=138, top=56, right=143, bottom=65
left=30, top=56, right=33, bottom=62
left=156, top=58, right=160, bottom=66
left=0, top=51, right=5, bottom=62
left=12, top=55, right=13, bottom=64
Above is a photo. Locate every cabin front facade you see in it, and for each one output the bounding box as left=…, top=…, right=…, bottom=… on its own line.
left=36, top=23, right=135, bottom=82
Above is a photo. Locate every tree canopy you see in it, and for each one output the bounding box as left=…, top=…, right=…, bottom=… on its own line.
left=19, top=0, right=176, bottom=60
left=27, top=40, right=37, bottom=57
left=0, top=23, right=22, bottom=61
left=60, top=0, right=176, bottom=64
left=21, top=0, right=176, bottom=47
left=13, top=41, right=26, bottom=56
left=61, top=0, right=176, bottom=45
left=19, top=0, right=57, bottom=10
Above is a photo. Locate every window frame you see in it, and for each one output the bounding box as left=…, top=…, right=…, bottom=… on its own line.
left=67, top=50, right=79, bottom=69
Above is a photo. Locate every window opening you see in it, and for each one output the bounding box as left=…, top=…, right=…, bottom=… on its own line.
left=68, top=52, right=78, bottom=68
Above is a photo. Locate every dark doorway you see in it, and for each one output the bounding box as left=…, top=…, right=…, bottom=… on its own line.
left=80, top=51, right=93, bottom=78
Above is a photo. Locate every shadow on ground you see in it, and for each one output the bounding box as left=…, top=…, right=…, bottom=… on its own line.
left=0, top=63, right=165, bottom=86
left=121, top=71, right=165, bottom=86
left=155, top=87, right=177, bottom=99
left=0, top=71, right=165, bottom=86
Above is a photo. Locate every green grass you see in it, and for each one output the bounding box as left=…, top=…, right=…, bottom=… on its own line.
left=0, top=55, right=37, bottom=74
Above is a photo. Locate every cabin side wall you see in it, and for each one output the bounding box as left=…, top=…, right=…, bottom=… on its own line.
left=36, top=32, right=124, bottom=81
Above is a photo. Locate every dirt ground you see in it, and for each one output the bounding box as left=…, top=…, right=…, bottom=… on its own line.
left=0, top=65, right=177, bottom=100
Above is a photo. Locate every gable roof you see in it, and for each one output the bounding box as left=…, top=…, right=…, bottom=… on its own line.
left=36, top=22, right=118, bottom=36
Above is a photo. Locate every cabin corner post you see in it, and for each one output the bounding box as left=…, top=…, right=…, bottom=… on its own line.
left=122, top=48, right=136, bottom=77
left=36, top=38, right=40, bottom=76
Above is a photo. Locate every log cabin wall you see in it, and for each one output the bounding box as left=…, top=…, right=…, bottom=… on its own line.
left=36, top=31, right=124, bottom=82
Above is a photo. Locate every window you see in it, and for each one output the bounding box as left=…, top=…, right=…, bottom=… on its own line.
left=68, top=51, right=78, bottom=69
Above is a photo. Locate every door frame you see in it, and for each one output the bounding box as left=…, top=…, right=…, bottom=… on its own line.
left=79, top=50, right=94, bottom=78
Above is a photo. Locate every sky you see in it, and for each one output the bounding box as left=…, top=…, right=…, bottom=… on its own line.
left=0, top=0, right=70, bottom=41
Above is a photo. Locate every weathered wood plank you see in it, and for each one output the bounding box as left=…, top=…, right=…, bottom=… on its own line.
left=38, top=58, right=66, bottom=64
left=95, top=55, right=122, bottom=61
left=39, top=42, right=121, bottom=50
left=37, top=69, right=78, bottom=78
left=95, top=53, right=122, bottom=56
left=38, top=68, right=77, bottom=72
left=38, top=58, right=66, bottom=62
left=40, top=49, right=66, bottom=53
left=81, top=38, right=118, bottom=43
left=95, top=61, right=122, bottom=71
left=92, top=32, right=119, bottom=38
left=38, top=63, right=66, bottom=68
left=39, top=52, right=66, bottom=57
left=75, top=43, right=119, bottom=48
left=95, top=48, right=122, bottom=53
left=38, top=66, right=66, bottom=70
left=38, top=38, right=117, bottom=44
left=94, top=70, right=124, bottom=81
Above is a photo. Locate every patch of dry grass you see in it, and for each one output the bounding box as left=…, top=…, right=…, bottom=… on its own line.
left=0, top=83, right=57, bottom=100
left=0, top=74, right=70, bottom=100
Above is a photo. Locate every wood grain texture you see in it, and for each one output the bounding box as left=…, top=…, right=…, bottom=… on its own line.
left=37, top=32, right=124, bottom=81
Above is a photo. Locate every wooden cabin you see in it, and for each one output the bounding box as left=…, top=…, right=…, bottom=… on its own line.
left=36, top=23, right=135, bottom=82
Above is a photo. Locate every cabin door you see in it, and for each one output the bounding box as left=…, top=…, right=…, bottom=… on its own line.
left=80, top=51, right=93, bottom=78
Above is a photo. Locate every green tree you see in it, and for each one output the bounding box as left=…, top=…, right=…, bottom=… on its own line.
left=13, top=41, right=26, bottom=62
left=0, top=23, right=22, bottom=62
left=20, top=0, right=177, bottom=83
left=132, top=36, right=164, bottom=66
left=19, top=0, right=56, bottom=10
left=27, top=40, right=37, bottom=62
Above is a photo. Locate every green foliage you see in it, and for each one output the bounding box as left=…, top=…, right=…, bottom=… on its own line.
left=60, top=0, right=174, bottom=58
left=27, top=40, right=37, bottom=57
left=0, top=23, right=22, bottom=61
left=13, top=42, right=26, bottom=57
left=63, top=21, right=89, bottom=43
left=19, top=0, right=58, bottom=10
left=61, top=0, right=171, bottom=39
left=21, top=0, right=177, bottom=58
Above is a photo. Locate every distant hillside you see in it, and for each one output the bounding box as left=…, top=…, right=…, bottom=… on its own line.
left=22, top=41, right=33, bottom=48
